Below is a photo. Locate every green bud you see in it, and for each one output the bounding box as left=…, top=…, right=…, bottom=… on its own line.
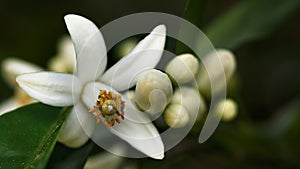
left=116, top=38, right=138, bottom=59
left=215, top=98, right=238, bottom=122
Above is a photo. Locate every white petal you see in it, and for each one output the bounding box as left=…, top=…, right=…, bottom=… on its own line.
left=101, top=25, right=166, bottom=91
left=109, top=104, right=165, bottom=159
left=16, top=72, right=81, bottom=107
left=1, top=58, right=43, bottom=87
left=65, top=14, right=107, bottom=83
left=58, top=102, right=96, bottom=148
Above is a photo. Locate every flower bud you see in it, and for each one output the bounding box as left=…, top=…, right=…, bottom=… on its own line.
left=215, top=98, right=238, bottom=122
left=163, top=104, right=189, bottom=128
left=84, top=145, right=124, bottom=169
left=1, top=58, right=42, bottom=87
left=165, top=53, right=199, bottom=84
left=115, top=38, right=138, bottom=59
left=135, top=69, right=173, bottom=115
left=172, top=87, right=206, bottom=119
left=196, top=49, right=236, bottom=98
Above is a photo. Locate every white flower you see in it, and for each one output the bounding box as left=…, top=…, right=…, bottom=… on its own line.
left=0, top=58, right=42, bottom=115
left=16, top=14, right=166, bottom=159
left=0, top=35, right=76, bottom=116
left=1, top=58, right=43, bottom=88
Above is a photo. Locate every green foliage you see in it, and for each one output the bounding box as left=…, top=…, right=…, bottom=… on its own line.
left=176, top=0, right=207, bottom=54
left=0, top=103, right=69, bottom=169
left=46, top=141, right=95, bottom=169
left=203, top=0, right=300, bottom=49
left=182, top=0, right=207, bottom=27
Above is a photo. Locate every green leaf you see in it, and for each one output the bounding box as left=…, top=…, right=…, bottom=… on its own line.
left=46, top=141, right=95, bottom=169
left=265, top=98, right=300, bottom=138
left=203, top=0, right=300, bottom=49
left=183, top=0, right=207, bottom=27
left=176, top=0, right=207, bottom=53
left=0, top=103, right=69, bottom=169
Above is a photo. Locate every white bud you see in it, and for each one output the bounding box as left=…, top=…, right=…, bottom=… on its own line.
left=84, top=145, right=124, bottom=169
left=135, top=69, right=173, bottom=115
left=1, top=58, right=43, bottom=87
left=48, top=57, right=66, bottom=72
left=215, top=98, right=238, bottom=122
left=196, top=49, right=236, bottom=98
left=116, top=38, right=138, bottom=59
left=163, top=104, right=189, bottom=128
left=48, top=36, right=76, bottom=73
left=172, top=87, right=206, bottom=119
left=165, top=53, right=199, bottom=84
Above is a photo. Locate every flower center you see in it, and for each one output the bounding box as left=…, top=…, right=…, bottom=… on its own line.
left=89, top=90, right=125, bottom=128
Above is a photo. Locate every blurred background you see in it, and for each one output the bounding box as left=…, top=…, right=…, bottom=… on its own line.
left=0, top=0, right=299, bottom=168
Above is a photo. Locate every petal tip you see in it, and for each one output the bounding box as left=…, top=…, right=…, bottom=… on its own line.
left=64, top=14, right=81, bottom=22
left=152, top=24, right=166, bottom=36
left=152, top=153, right=165, bottom=160
left=16, top=74, right=26, bottom=85
left=64, top=14, right=92, bottom=30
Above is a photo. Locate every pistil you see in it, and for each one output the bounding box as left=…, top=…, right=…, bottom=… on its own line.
left=89, top=90, right=125, bottom=128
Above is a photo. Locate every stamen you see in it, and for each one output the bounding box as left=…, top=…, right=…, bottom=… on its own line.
left=89, top=90, right=125, bottom=127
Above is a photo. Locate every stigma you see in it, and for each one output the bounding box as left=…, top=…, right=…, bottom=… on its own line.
left=89, top=90, right=125, bottom=128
